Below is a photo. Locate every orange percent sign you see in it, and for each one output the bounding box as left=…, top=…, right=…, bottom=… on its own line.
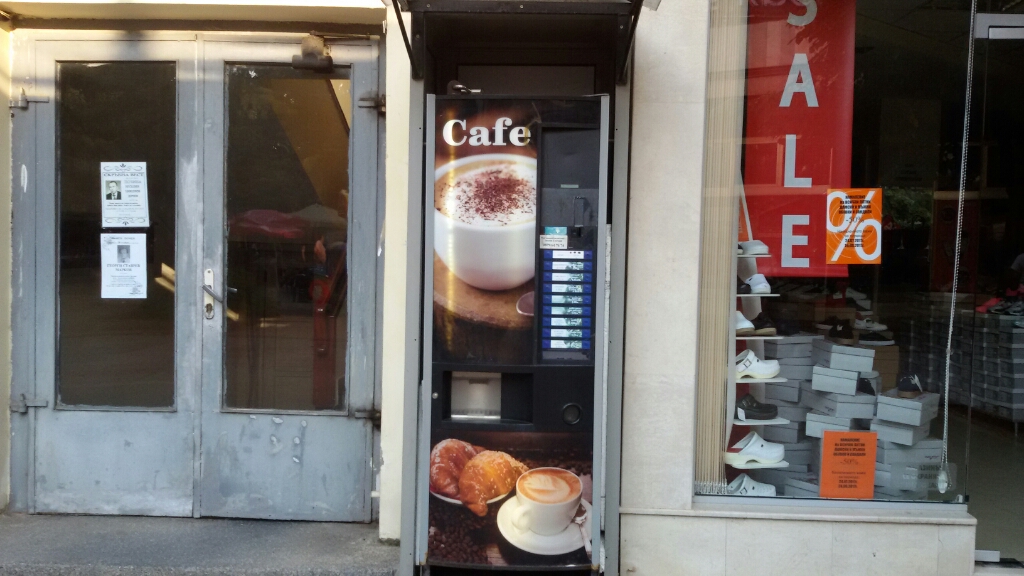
left=826, top=188, right=882, bottom=265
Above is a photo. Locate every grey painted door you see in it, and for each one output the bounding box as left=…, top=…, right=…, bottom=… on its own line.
left=197, top=40, right=378, bottom=521
left=19, top=38, right=201, bottom=516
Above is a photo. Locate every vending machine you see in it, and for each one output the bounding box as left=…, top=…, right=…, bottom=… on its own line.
left=417, top=95, right=610, bottom=572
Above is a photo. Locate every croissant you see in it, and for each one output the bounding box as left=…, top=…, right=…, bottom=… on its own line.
left=458, top=450, right=529, bottom=516
left=429, top=439, right=484, bottom=498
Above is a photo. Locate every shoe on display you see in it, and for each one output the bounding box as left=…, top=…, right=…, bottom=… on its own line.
left=727, top=473, right=777, bottom=497
left=745, top=274, right=772, bottom=294
left=856, top=377, right=877, bottom=396
left=897, top=374, right=923, bottom=399
left=735, top=349, right=781, bottom=380
left=849, top=298, right=873, bottom=314
left=815, top=315, right=840, bottom=330
left=752, top=312, right=777, bottom=336
left=825, top=288, right=846, bottom=307
left=828, top=320, right=855, bottom=345
left=989, top=299, right=1015, bottom=314
left=858, top=331, right=895, bottom=346
left=845, top=286, right=868, bottom=301
left=735, top=393, right=779, bottom=421
left=775, top=318, right=800, bottom=336
left=739, top=240, right=769, bottom=255
left=735, top=311, right=755, bottom=336
left=737, top=278, right=752, bottom=295
left=724, top=431, right=785, bottom=467
left=1006, top=301, right=1024, bottom=316
left=977, top=297, right=1002, bottom=313
left=854, top=318, right=887, bottom=332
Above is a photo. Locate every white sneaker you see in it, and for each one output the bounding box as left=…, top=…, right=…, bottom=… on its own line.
left=845, top=287, right=867, bottom=300
left=727, top=473, right=777, bottom=497
left=854, top=318, right=887, bottom=331
left=735, top=349, right=780, bottom=380
left=735, top=311, right=755, bottom=336
left=739, top=240, right=769, bottom=255
left=724, top=431, right=785, bottom=467
left=745, top=274, right=771, bottom=294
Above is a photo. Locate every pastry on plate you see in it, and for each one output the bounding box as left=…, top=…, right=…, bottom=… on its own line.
left=429, top=439, right=484, bottom=499
left=458, top=450, right=529, bottom=516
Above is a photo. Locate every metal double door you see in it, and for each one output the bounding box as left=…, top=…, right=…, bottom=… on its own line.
left=12, top=33, right=379, bottom=520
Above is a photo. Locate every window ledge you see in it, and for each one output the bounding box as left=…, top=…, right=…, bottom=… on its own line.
left=620, top=499, right=976, bottom=526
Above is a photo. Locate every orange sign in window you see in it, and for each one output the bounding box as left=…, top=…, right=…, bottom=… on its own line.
left=819, top=431, right=877, bottom=499
left=826, top=188, right=882, bottom=265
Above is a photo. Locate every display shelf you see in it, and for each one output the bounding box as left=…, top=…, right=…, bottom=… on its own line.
left=736, top=335, right=783, bottom=341
left=727, top=460, right=790, bottom=470
left=733, top=417, right=791, bottom=426
left=736, top=376, right=787, bottom=384
left=737, top=293, right=779, bottom=298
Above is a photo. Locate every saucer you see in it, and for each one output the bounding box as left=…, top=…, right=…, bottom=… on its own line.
left=429, top=490, right=509, bottom=506
left=496, top=497, right=591, bottom=556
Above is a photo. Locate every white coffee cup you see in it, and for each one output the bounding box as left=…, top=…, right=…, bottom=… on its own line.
left=434, top=154, right=536, bottom=291
left=511, top=467, right=583, bottom=536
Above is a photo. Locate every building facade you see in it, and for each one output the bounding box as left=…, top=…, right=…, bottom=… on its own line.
left=2, top=0, right=1022, bottom=574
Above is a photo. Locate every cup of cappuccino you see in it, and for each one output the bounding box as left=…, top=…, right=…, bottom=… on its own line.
left=434, top=154, right=537, bottom=291
left=511, top=467, right=583, bottom=536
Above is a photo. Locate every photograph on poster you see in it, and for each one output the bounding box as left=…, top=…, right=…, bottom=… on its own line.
left=100, top=233, right=147, bottom=299
left=100, top=162, right=150, bottom=227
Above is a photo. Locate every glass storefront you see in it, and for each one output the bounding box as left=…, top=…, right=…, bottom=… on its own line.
left=700, top=0, right=1024, bottom=562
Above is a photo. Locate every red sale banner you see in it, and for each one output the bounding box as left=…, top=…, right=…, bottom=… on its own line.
left=742, top=0, right=856, bottom=277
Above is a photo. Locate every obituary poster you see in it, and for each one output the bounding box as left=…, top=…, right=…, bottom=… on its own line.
left=100, top=162, right=150, bottom=228
left=100, top=233, right=147, bottom=299
left=819, top=431, right=877, bottom=499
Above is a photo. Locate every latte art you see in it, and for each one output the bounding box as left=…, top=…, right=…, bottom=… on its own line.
left=517, top=469, right=582, bottom=504
left=435, top=162, right=536, bottom=226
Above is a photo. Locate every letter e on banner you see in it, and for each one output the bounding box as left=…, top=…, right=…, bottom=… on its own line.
left=826, top=188, right=882, bottom=265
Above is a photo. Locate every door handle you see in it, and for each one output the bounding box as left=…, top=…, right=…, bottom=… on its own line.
left=203, top=269, right=237, bottom=319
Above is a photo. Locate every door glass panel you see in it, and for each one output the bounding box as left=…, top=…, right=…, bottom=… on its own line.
left=223, top=64, right=352, bottom=411
left=57, top=61, right=177, bottom=408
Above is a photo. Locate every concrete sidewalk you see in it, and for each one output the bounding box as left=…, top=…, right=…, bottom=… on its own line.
left=0, top=514, right=399, bottom=576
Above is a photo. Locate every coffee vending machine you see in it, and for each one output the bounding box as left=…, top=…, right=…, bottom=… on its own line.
left=417, top=95, right=609, bottom=572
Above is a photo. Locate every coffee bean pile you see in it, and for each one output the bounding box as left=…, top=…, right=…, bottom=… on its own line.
left=427, top=455, right=592, bottom=567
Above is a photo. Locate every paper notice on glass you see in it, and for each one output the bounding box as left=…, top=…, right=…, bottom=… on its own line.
left=101, top=233, right=147, bottom=299
left=100, top=162, right=150, bottom=227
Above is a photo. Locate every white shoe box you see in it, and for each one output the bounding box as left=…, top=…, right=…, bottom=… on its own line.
left=870, top=419, right=930, bottom=446
left=875, top=463, right=928, bottom=492
left=874, top=484, right=928, bottom=500
left=778, top=360, right=814, bottom=380
left=876, top=438, right=943, bottom=465
left=761, top=421, right=804, bottom=444
left=799, top=383, right=877, bottom=419
left=805, top=411, right=854, bottom=438
left=765, top=341, right=814, bottom=359
left=749, top=469, right=815, bottom=492
left=812, top=339, right=876, bottom=372
left=875, top=391, right=940, bottom=427
left=784, top=476, right=820, bottom=498
left=765, top=380, right=801, bottom=403
left=774, top=399, right=810, bottom=422
left=811, top=365, right=859, bottom=395
left=780, top=440, right=815, bottom=465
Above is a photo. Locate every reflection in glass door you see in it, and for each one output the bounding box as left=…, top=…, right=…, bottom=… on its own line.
left=953, top=14, right=1024, bottom=562
left=199, top=41, right=379, bottom=521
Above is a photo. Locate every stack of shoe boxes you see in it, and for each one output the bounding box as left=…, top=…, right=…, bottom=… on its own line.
left=750, top=334, right=819, bottom=493
left=804, top=341, right=876, bottom=438
left=949, top=310, right=1024, bottom=423
left=870, top=390, right=940, bottom=500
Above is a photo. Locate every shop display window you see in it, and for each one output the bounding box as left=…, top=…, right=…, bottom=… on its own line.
left=698, top=0, right=1024, bottom=521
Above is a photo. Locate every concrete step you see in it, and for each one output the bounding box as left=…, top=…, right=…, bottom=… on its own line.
left=0, top=514, right=398, bottom=576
